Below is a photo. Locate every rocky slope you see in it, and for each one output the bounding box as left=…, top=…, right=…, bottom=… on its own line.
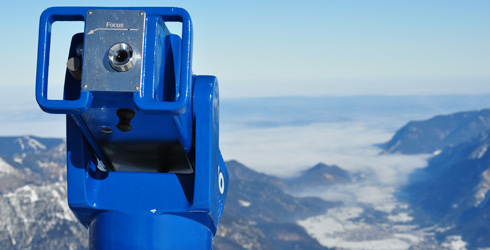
left=0, top=136, right=87, bottom=249
left=381, top=110, right=490, bottom=249
left=402, top=129, right=490, bottom=249
left=381, top=109, right=490, bottom=154
left=0, top=136, right=65, bottom=193
left=0, top=183, right=88, bottom=250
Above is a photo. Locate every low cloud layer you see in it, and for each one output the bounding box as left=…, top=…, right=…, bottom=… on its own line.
left=221, top=121, right=430, bottom=183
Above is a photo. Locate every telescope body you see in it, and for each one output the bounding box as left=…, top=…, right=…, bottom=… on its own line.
left=36, top=7, right=228, bottom=249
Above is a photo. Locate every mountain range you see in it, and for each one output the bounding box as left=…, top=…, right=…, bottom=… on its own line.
left=0, top=136, right=65, bottom=193
left=386, top=110, right=490, bottom=249
left=381, top=109, right=490, bottom=155
left=0, top=137, right=348, bottom=250
left=0, top=136, right=86, bottom=250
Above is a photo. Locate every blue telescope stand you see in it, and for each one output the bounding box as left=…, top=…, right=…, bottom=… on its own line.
left=36, top=7, right=228, bottom=249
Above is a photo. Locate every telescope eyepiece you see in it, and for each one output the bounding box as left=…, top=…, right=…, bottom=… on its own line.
left=108, top=43, right=135, bottom=72
left=115, top=50, right=129, bottom=63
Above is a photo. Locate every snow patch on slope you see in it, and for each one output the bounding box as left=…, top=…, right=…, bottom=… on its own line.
left=387, top=213, right=413, bottom=223
left=26, top=136, right=46, bottom=151
left=441, top=235, right=467, bottom=250
left=13, top=153, right=26, bottom=164
left=238, top=200, right=252, bottom=207
left=475, top=169, right=490, bottom=207
left=0, top=157, right=16, bottom=175
left=471, top=143, right=488, bottom=159
left=433, top=149, right=442, bottom=156
left=14, top=136, right=47, bottom=152
left=15, top=138, right=25, bottom=150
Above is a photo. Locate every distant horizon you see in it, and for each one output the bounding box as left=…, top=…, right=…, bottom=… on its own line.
left=220, top=92, right=490, bottom=100
left=2, top=94, right=490, bottom=144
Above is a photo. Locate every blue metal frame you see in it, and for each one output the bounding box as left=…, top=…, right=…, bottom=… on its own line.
left=36, top=7, right=227, bottom=249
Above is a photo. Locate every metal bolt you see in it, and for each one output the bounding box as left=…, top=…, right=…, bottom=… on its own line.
left=83, top=84, right=88, bottom=89
left=135, top=86, right=140, bottom=91
left=88, top=10, right=93, bottom=15
left=140, top=11, right=144, bottom=16
left=101, top=127, right=112, bottom=134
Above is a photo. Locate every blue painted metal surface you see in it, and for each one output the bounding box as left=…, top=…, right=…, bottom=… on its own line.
left=36, top=7, right=227, bottom=249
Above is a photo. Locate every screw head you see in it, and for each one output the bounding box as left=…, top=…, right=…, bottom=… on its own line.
left=135, top=86, right=140, bottom=91
left=83, top=84, right=88, bottom=89
left=140, top=11, right=144, bottom=16
left=101, top=127, right=112, bottom=133
left=88, top=10, right=93, bottom=15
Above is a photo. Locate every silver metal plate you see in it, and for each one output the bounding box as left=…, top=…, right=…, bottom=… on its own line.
left=82, top=9, right=145, bottom=92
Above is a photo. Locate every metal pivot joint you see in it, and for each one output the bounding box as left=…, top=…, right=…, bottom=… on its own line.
left=35, top=7, right=228, bottom=250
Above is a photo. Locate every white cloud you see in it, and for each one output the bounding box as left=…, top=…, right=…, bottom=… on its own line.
left=221, top=121, right=429, bottom=182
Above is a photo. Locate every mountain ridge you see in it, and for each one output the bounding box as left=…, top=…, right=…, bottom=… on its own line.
left=381, top=109, right=490, bottom=155
left=389, top=114, right=490, bottom=249
left=284, top=163, right=351, bottom=191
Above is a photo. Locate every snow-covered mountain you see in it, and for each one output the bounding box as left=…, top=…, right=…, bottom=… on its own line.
left=402, top=129, right=490, bottom=249
left=0, top=136, right=87, bottom=249
left=381, top=109, right=490, bottom=155
left=0, top=136, right=64, bottom=158
left=0, top=183, right=88, bottom=250
left=381, top=111, right=490, bottom=249
left=0, top=137, right=339, bottom=250
left=0, top=136, right=65, bottom=194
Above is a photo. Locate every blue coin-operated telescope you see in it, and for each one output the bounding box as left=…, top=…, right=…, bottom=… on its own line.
left=35, top=7, right=228, bottom=249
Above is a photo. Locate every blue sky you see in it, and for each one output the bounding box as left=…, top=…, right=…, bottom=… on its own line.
left=1, top=0, right=489, bottom=99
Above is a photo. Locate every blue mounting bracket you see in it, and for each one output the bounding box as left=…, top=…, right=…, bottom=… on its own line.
left=35, top=7, right=228, bottom=250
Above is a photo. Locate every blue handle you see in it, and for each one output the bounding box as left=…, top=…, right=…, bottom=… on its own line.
left=36, top=7, right=93, bottom=114
left=133, top=8, right=193, bottom=115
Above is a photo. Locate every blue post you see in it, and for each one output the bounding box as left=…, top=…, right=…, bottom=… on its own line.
left=36, top=7, right=228, bottom=249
